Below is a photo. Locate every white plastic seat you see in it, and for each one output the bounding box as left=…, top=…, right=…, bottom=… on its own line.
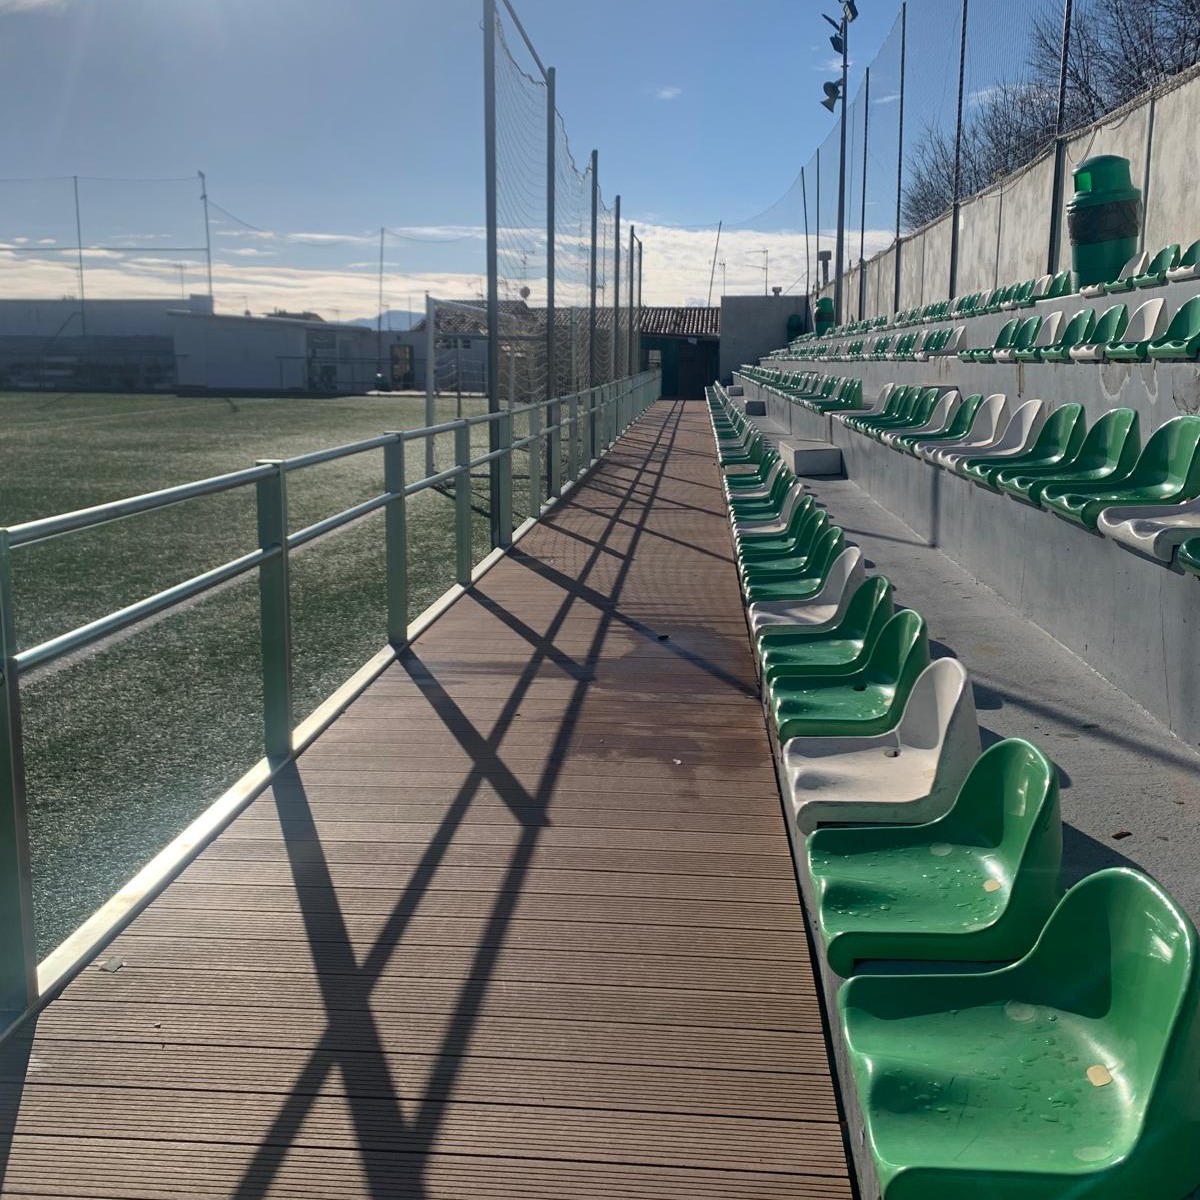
left=881, top=390, right=960, bottom=448
left=930, top=325, right=965, bottom=356
left=1029, top=273, right=1053, bottom=301
left=915, top=395, right=1008, bottom=462
left=941, top=399, right=1045, bottom=472
left=1023, top=309, right=1063, bottom=356
left=785, top=658, right=981, bottom=833
left=1096, top=498, right=1200, bottom=562
left=732, top=479, right=807, bottom=536
left=746, top=547, right=865, bottom=636
left=1112, top=296, right=1168, bottom=351
left=1079, top=250, right=1147, bottom=298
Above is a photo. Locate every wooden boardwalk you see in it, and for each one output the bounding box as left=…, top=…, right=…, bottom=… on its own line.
left=0, top=400, right=852, bottom=1199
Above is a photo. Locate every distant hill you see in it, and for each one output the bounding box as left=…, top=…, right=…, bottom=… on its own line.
left=346, top=309, right=423, bottom=332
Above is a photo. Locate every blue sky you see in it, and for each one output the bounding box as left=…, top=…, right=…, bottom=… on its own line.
left=0, top=0, right=901, bottom=315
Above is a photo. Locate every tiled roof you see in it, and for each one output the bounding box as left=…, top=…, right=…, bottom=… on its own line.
left=413, top=303, right=720, bottom=338
left=638, top=306, right=720, bottom=338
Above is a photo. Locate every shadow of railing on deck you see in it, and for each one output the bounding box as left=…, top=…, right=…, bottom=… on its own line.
left=232, top=401, right=687, bottom=1199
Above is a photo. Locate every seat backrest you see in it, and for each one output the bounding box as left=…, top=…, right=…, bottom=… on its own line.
left=1046, top=268, right=1072, bottom=298
left=1136, top=415, right=1200, bottom=488
left=1013, top=315, right=1042, bottom=350
left=838, top=575, right=895, bottom=642
left=1161, top=296, right=1200, bottom=341
left=802, top=525, right=846, bottom=584
left=1032, top=310, right=1063, bottom=348
left=1146, top=242, right=1181, bottom=275
left=1179, top=238, right=1200, bottom=270
left=918, top=390, right=960, bottom=434
left=1054, top=306, right=1096, bottom=347
left=896, top=657, right=976, bottom=752
left=943, top=325, right=965, bottom=353
left=1016, top=403, right=1084, bottom=463
left=939, top=391, right=984, bottom=439
left=907, top=387, right=942, bottom=428
left=1015, top=867, right=1200, bottom=1148
left=962, top=394, right=1009, bottom=445
left=1121, top=297, right=1168, bottom=344
left=1031, top=273, right=1052, bottom=298
left=993, top=317, right=1020, bottom=349
left=1089, top=302, right=1129, bottom=345
left=864, top=608, right=929, bottom=688
left=1118, top=250, right=1151, bottom=282
left=1073, top=406, right=1141, bottom=473
left=990, top=399, right=1046, bottom=453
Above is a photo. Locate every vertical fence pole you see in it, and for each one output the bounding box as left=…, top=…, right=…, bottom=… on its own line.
left=484, top=0, right=502, bottom=548
left=1047, top=0, right=1074, bottom=273
left=894, top=1, right=907, bottom=315
left=948, top=0, right=969, bottom=299
left=383, top=435, right=409, bottom=646
left=497, top=412, right=514, bottom=545
left=859, top=65, right=870, bottom=320
left=815, top=148, right=821, bottom=295
left=833, top=15, right=849, bottom=323
left=255, top=462, right=293, bottom=762
left=528, top=404, right=543, bottom=518
left=612, top=194, right=621, bottom=383
left=455, top=423, right=473, bottom=583
left=568, top=394, right=580, bottom=481
left=0, top=531, right=37, bottom=1017
left=545, top=65, right=557, bottom=405
left=802, top=165, right=810, bottom=306
left=627, top=223, right=636, bottom=376
left=72, top=176, right=87, bottom=338
left=424, top=292, right=436, bottom=477
left=588, top=150, right=599, bottom=389
left=547, top=399, right=562, bottom=498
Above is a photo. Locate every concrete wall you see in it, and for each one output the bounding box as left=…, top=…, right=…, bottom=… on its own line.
left=957, top=187, right=1003, bottom=298
left=733, top=368, right=1200, bottom=747
left=899, top=227, right=925, bottom=310
left=718, top=294, right=809, bottom=381
left=1143, top=77, right=1200, bottom=254
left=921, top=216, right=953, bottom=306
left=997, top=153, right=1056, bottom=285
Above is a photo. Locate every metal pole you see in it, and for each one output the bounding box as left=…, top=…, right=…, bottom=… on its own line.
left=948, top=0, right=969, bottom=299
left=424, top=292, right=436, bottom=477
left=377, top=227, right=385, bottom=378
left=895, top=2, right=907, bottom=315
left=455, top=423, right=473, bottom=583
left=73, top=176, right=87, bottom=338
left=627, top=223, right=636, bottom=376
left=816, top=148, right=821, bottom=300
left=1047, top=0, right=1074, bottom=273
left=0, top=531, right=37, bottom=1017
left=484, top=0, right=502, bottom=548
left=199, top=171, right=214, bottom=304
left=802, top=166, right=811, bottom=302
left=546, top=65, right=557, bottom=404
left=834, top=15, right=849, bottom=324
left=612, top=194, right=621, bottom=382
left=706, top=220, right=722, bottom=305
left=588, top=150, right=599, bottom=391
left=859, top=66, right=870, bottom=320
left=383, top=435, right=409, bottom=646
left=255, top=462, right=293, bottom=761
left=637, top=237, right=643, bottom=373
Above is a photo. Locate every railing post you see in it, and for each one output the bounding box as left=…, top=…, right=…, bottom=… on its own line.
left=383, top=434, right=409, bottom=646
left=568, top=395, right=580, bottom=481
left=497, top=412, right=514, bottom=547
left=587, top=389, right=598, bottom=463
left=547, top=399, right=562, bottom=498
left=528, top=402, right=542, bottom=518
left=255, top=461, right=293, bottom=763
left=0, top=530, right=37, bottom=1018
left=454, top=422, right=473, bottom=585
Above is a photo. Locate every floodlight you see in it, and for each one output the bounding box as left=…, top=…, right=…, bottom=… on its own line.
left=830, top=32, right=844, bottom=53
left=844, top=0, right=858, bottom=21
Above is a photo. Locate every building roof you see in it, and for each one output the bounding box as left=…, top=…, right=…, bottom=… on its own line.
left=638, top=306, right=720, bottom=338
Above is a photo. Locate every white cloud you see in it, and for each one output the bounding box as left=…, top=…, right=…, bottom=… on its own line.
left=874, top=91, right=901, bottom=106
left=655, top=86, right=682, bottom=101
left=0, top=0, right=69, bottom=10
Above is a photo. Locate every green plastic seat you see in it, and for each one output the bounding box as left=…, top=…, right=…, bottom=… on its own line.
left=1104, top=297, right=1167, bottom=362
left=720, top=433, right=766, bottom=468
left=995, top=408, right=1140, bottom=504
left=995, top=315, right=1041, bottom=362
left=866, top=388, right=940, bottom=441
left=971, top=317, right=1020, bottom=364
left=1179, top=536, right=1200, bottom=576
left=757, top=576, right=894, bottom=683
left=894, top=393, right=985, bottom=455
left=768, top=609, right=929, bottom=740
left=743, top=525, right=846, bottom=604
left=738, top=513, right=829, bottom=580
left=1041, top=415, right=1200, bottom=527
left=847, top=387, right=919, bottom=434
left=728, top=472, right=795, bottom=520
left=809, top=377, right=864, bottom=414
left=1068, top=303, right=1128, bottom=362
left=724, top=450, right=781, bottom=489
left=1132, top=242, right=1180, bottom=288
left=1037, top=307, right=1095, bottom=362
left=1147, top=296, right=1200, bottom=361
left=959, top=404, right=1086, bottom=488
left=736, top=497, right=818, bottom=559
left=840, top=867, right=1200, bottom=1200
left=809, top=738, right=1061, bottom=975
left=1043, top=268, right=1072, bottom=300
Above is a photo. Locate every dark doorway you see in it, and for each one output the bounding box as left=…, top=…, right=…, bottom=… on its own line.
left=677, top=338, right=718, bottom=399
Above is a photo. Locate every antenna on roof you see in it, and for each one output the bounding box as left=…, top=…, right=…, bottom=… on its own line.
left=706, top=220, right=723, bottom=306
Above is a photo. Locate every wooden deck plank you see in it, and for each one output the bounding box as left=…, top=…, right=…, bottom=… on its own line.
left=0, top=400, right=850, bottom=1198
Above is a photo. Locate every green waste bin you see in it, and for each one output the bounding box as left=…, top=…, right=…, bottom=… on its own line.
left=786, top=312, right=806, bottom=341
left=1066, top=155, right=1141, bottom=289
left=815, top=296, right=835, bottom=336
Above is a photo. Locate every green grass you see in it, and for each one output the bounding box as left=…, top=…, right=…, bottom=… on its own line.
left=0, top=390, right=568, bottom=954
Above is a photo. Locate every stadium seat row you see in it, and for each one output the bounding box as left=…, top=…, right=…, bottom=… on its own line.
left=706, top=383, right=1200, bottom=1200
left=738, top=367, right=1200, bottom=574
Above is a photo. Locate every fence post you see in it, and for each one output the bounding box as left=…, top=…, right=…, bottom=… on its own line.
left=455, top=423, right=473, bottom=583
left=1047, top=0, right=1074, bottom=273
left=612, top=194, right=621, bottom=382
left=483, top=0, right=502, bottom=548
left=383, top=435, right=409, bottom=646
left=568, top=394, right=580, bottom=481
left=424, top=293, right=436, bottom=477
left=497, top=412, right=514, bottom=547
left=547, top=399, right=562, bottom=497
left=948, top=0, right=969, bottom=299
left=0, top=531, right=37, bottom=1018
left=859, top=65, right=870, bottom=321
left=545, top=65, right=557, bottom=406
left=528, top=402, right=542, bottom=518
left=255, top=461, right=293, bottom=762
left=588, top=150, right=599, bottom=388
left=894, top=1, right=907, bottom=315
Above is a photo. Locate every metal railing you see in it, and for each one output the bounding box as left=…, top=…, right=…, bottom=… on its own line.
left=0, top=368, right=660, bottom=1032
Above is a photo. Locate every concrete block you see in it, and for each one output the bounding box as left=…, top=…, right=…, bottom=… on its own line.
left=784, top=439, right=843, bottom=477
left=745, top=398, right=766, bottom=416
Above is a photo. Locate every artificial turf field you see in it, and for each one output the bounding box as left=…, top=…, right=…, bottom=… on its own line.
left=0, top=390, right=527, bottom=953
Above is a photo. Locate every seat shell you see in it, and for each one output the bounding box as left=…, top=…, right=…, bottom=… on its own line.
left=747, top=548, right=866, bottom=635
left=1096, top=496, right=1200, bottom=562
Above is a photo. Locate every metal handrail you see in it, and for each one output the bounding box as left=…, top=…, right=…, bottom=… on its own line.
left=0, top=368, right=662, bottom=1030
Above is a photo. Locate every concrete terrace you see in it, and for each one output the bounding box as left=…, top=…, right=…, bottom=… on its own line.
left=0, top=400, right=853, bottom=1200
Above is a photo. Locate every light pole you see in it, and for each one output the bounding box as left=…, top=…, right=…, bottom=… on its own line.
left=821, top=0, right=857, bottom=325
